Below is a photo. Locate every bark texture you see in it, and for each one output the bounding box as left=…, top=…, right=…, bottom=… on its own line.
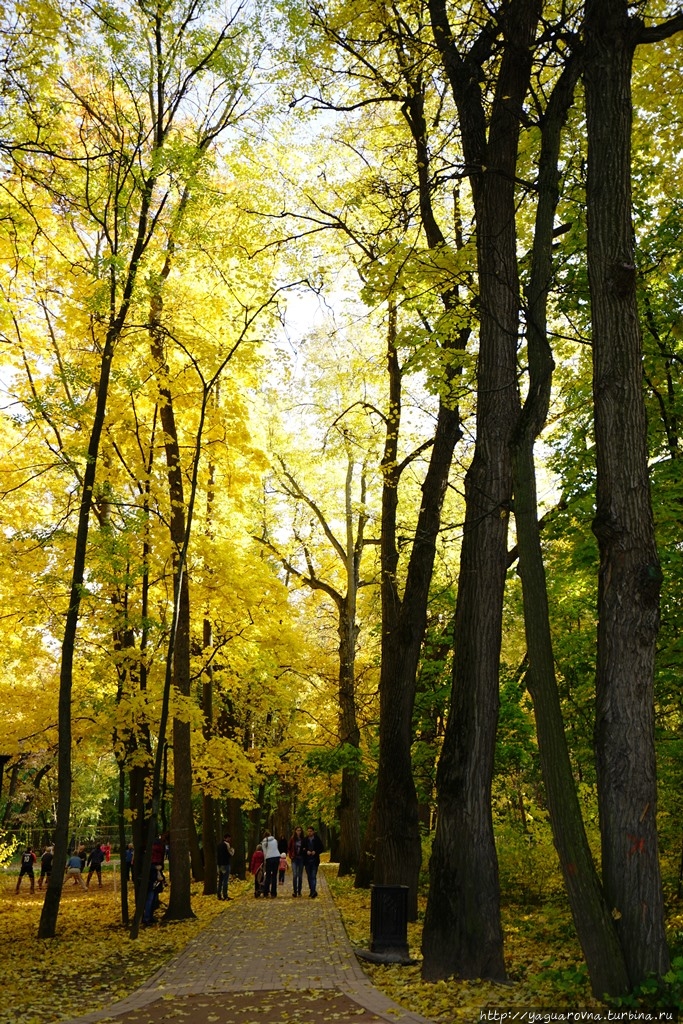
left=584, top=0, right=668, bottom=984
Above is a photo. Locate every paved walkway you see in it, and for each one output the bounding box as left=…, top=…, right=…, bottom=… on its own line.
left=63, top=873, right=434, bottom=1024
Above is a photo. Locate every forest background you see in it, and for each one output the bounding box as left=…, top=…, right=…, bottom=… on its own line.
left=1, top=0, right=683, bottom=1013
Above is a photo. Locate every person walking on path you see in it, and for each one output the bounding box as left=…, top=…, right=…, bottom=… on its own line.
left=38, top=845, right=53, bottom=889
left=66, top=851, right=88, bottom=890
left=303, top=825, right=324, bottom=898
left=216, top=832, right=234, bottom=900
left=278, top=851, right=288, bottom=885
left=86, top=843, right=106, bottom=888
left=16, top=846, right=36, bottom=893
left=288, top=825, right=305, bottom=897
left=261, top=830, right=280, bottom=898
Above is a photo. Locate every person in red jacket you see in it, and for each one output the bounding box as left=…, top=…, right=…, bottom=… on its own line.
left=249, top=846, right=265, bottom=897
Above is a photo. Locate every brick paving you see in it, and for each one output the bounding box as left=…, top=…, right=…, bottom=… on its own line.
left=62, top=873, right=434, bottom=1024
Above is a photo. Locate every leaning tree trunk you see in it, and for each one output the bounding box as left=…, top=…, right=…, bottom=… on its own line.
left=512, top=54, right=630, bottom=997
left=372, top=392, right=462, bottom=920
left=584, top=0, right=669, bottom=984
left=422, top=0, right=539, bottom=982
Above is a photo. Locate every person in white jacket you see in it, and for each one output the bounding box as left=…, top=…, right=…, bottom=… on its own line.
left=261, top=830, right=281, bottom=898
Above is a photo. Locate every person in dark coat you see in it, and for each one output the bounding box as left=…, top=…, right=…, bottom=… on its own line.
left=302, top=826, right=324, bottom=898
left=216, top=832, right=234, bottom=900
left=38, top=845, right=54, bottom=889
left=288, top=826, right=305, bottom=897
left=86, top=843, right=106, bottom=888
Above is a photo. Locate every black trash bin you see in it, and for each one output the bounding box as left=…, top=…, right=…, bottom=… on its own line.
left=370, top=884, right=409, bottom=960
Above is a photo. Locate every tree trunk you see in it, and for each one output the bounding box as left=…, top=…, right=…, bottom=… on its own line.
left=151, top=324, right=194, bottom=923
left=337, top=602, right=361, bottom=875
left=357, top=186, right=465, bottom=911
left=38, top=329, right=116, bottom=939
left=584, top=0, right=669, bottom=984
left=189, top=810, right=204, bottom=882
left=226, top=797, right=246, bottom=879
left=511, top=54, right=631, bottom=998
left=422, top=0, right=539, bottom=981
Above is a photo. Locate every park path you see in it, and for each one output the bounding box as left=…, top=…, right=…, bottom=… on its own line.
left=62, top=872, right=434, bottom=1024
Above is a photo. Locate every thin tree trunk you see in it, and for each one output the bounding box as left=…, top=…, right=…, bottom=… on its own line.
left=337, top=601, right=361, bottom=875
left=584, top=0, right=669, bottom=984
left=226, top=797, right=246, bottom=879
left=150, top=319, right=194, bottom=922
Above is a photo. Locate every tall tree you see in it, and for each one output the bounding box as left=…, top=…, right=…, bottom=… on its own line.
left=278, top=0, right=470, bottom=910
left=422, top=0, right=540, bottom=981
left=0, top=0, right=268, bottom=937
left=583, top=0, right=683, bottom=985
left=261, top=448, right=370, bottom=874
left=511, top=45, right=631, bottom=997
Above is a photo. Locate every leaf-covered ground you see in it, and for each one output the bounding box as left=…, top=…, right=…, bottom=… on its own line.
left=326, top=873, right=683, bottom=1023
left=2, top=864, right=682, bottom=1024
left=0, top=866, right=248, bottom=1024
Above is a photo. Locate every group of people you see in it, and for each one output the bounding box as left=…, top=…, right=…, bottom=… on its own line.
left=15, top=840, right=111, bottom=894
left=16, top=826, right=325, bottom=910
left=249, top=826, right=324, bottom=899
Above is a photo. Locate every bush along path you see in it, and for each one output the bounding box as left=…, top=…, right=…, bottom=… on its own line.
left=62, top=872, right=434, bottom=1024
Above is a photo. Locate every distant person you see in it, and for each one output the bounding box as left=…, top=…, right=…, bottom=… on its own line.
left=102, top=842, right=111, bottom=863
left=277, top=835, right=288, bottom=854
left=151, top=834, right=165, bottom=869
left=38, top=845, right=54, bottom=889
left=123, top=843, right=134, bottom=886
left=65, top=851, right=87, bottom=890
left=250, top=846, right=265, bottom=898
left=288, top=826, right=305, bottom=897
left=260, top=830, right=280, bottom=898
left=216, top=832, right=234, bottom=901
left=86, top=843, right=106, bottom=888
left=16, top=846, right=36, bottom=894
left=303, top=826, right=324, bottom=898
left=278, top=851, right=288, bottom=885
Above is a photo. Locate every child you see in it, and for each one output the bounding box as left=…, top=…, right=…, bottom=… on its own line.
left=278, top=851, right=288, bottom=885
left=250, top=846, right=265, bottom=897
